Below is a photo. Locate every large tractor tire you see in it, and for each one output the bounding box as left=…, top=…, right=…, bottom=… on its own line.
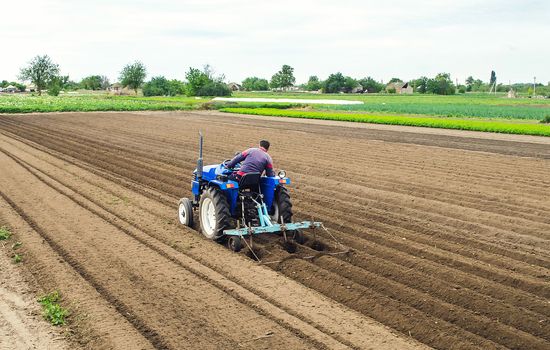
left=199, top=186, right=232, bottom=241
left=271, top=186, right=304, bottom=244
left=271, top=186, right=293, bottom=224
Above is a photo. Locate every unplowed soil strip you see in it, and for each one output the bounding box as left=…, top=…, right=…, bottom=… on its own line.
left=0, top=111, right=548, bottom=350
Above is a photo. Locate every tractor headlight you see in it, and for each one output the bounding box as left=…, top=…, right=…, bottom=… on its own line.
left=278, top=170, right=286, bottom=178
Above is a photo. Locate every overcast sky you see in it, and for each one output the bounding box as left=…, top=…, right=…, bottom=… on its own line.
left=1, top=0, right=549, bottom=85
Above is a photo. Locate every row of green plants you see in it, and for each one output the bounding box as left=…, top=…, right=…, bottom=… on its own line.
left=1, top=226, right=69, bottom=325
left=319, top=102, right=550, bottom=120
left=0, top=95, right=200, bottom=113
left=220, top=108, right=550, bottom=137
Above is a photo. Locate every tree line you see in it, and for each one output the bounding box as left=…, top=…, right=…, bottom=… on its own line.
left=7, top=55, right=550, bottom=97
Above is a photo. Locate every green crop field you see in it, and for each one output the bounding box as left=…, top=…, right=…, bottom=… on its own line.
left=235, top=92, right=550, bottom=120
left=0, top=94, right=204, bottom=113
left=2, top=91, right=549, bottom=136
left=220, top=108, right=550, bottom=137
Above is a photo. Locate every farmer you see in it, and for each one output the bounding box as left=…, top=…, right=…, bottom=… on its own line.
left=226, top=140, right=275, bottom=181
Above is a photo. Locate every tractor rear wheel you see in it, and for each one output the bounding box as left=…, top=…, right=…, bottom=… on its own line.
left=272, top=187, right=304, bottom=244
left=199, top=186, right=232, bottom=241
left=271, top=186, right=293, bottom=224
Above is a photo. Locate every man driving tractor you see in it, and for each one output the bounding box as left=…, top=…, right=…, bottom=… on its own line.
left=226, top=140, right=275, bottom=181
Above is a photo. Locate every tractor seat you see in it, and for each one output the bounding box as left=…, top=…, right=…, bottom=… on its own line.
left=239, top=172, right=261, bottom=191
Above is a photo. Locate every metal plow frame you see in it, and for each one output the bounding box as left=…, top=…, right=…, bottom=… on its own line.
left=223, top=201, right=350, bottom=264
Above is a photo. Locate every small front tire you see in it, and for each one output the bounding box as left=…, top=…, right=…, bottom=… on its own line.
left=178, top=198, right=194, bottom=227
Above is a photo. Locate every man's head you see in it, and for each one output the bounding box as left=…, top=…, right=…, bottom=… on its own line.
left=259, top=140, right=270, bottom=151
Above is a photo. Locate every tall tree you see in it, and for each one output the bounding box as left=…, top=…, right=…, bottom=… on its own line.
left=242, top=77, right=269, bottom=91
left=489, top=70, right=497, bottom=92
left=358, top=77, right=384, bottom=93
left=465, top=76, right=475, bottom=92
left=80, top=75, right=109, bottom=90
left=412, top=76, right=429, bottom=94
left=270, top=65, right=296, bottom=90
left=304, top=76, right=323, bottom=91
left=426, top=73, right=455, bottom=95
left=489, top=70, right=497, bottom=86
left=119, top=61, right=147, bottom=94
left=185, top=67, right=210, bottom=96
left=18, top=55, right=60, bottom=95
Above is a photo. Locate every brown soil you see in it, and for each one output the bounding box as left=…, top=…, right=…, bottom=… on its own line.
left=0, top=110, right=548, bottom=350
left=0, top=232, right=70, bottom=350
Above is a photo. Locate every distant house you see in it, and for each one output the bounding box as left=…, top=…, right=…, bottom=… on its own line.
left=507, top=88, right=517, bottom=99
left=351, top=84, right=363, bottom=93
left=25, top=84, right=36, bottom=93
left=386, top=81, right=413, bottom=94
left=227, top=82, right=242, bottom=91
left=5, top=85, right=18, bottom=93
left=109, top=83, right=123, bottom=95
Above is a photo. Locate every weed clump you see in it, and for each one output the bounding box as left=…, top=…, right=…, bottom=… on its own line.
left=12, top=253, right=22, bottom=263
left=540, top=115, right=550, bottom=124
left=0, top=226, right=11, bottom=240
left=38, top=291, right=69, bottom=326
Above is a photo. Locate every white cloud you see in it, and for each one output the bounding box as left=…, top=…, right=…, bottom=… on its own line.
left=1, top=0, right=548, bottom=84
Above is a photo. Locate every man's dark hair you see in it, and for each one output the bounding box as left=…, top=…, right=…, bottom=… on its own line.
left=260, top=140, right=270, bottom=150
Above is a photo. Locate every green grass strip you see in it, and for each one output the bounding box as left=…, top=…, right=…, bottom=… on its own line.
left=220, top=108, right=550, bottom=137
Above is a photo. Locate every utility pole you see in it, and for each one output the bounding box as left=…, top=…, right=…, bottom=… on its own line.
left=533, top=76, right=536, bottom=96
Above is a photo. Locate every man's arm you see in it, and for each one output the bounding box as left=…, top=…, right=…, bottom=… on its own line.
left=265, top=159, right=275, bottom=177
left=226, top=149, right=249, bottom=168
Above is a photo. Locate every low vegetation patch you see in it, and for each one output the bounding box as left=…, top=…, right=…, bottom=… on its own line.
left=541, top=115, right=550, bottom=124
left=12, top=253, right=22, bottom=263
left=0, top=94, right=202, bottom=114
left=38, top=291, right=69, bottom=326
left=221, top=108, right=550, bottom=137
left=0, top=226, right=11, bottom=240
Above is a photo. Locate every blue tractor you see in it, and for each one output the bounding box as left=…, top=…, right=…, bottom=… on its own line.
left=178, top=133, right=322, bottom=253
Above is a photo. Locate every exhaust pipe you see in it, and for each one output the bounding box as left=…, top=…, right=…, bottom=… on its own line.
left=196, top=131, right=203, bottom=182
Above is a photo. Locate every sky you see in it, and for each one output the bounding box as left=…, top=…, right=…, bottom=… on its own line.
left=1, top=0, right=549, bottom=85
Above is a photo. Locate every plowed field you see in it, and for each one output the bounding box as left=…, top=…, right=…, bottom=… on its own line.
left=0, top=111, right=548, bottom=350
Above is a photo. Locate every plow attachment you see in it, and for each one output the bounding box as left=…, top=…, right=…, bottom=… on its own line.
left=223, top=220, right=322, bottom=236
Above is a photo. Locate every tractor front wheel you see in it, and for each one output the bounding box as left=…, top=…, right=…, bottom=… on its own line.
left=178, top=198, right=194, bottom=227
left=199, top=186, right=232, bottom=241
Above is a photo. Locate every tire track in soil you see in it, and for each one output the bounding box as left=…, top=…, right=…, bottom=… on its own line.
left=1, top=112, right=548, bottom=350
left=0, top=190, right=171, bottom=350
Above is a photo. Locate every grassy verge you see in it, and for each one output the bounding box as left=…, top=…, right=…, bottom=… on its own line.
left=220, top=108, right=550, bottom=137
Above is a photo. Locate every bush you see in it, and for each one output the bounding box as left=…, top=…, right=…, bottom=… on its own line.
left=143, top=77, right=186, bottom=96
left=458, top=87, right=466, bottom=94
left=387, top=87, right=396, bottom=94
left=196, top=81, right=231, bottom=96
left=47, top=77, right=62, bottom=96
left=242, top=77, right=269, bottom=91
left=540, top=115, right=550, bottom=124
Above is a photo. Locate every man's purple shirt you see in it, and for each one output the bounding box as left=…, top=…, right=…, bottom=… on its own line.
left=227, top=147, right=275, bottom=177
